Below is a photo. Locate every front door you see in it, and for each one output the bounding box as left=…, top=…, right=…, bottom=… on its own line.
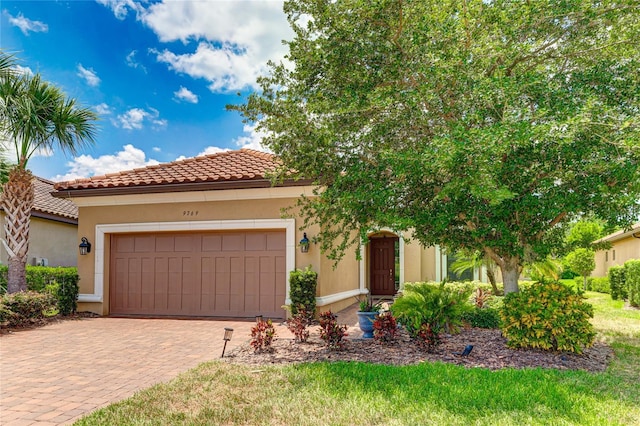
left=369, top=237, right=398, bottom=296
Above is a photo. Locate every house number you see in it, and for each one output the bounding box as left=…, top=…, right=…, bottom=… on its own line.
left=183, top=210, right=199, bottom=216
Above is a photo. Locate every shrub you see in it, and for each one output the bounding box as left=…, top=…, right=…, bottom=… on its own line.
left=588, top=277, right=610, bottom=294
left=625, top=260, right=640, bottom=307
left=0, top=266, right=79, bottom=296
left=250, top=319, right=277, bottom=353
left=285, top=308, right=311, bottom=343
left=461, top=307, right=501, bottom=329
left=0, top=291, right=57, bottom=328
left=500, top=281, right=595, bottom=353
left=45, top=280, right=79, bottom=316
left=391, top=281, right=473, bottom=338
left=373, top=312, right=398, bottom=344
left=318, top=311, right=348, bottom=350
left=415, top=323, right=440, bottom=352
left=472, top=287, right=492, bottom=308
left=289, top=266, right=317, bottom=318
left=608, top=265, right=627, bottom=300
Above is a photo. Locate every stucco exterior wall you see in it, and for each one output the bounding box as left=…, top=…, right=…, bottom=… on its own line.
left=73, top=188, right=362, bottom=315
left=593, top=235, right=640, bottom=277
left=0, top=214, right=77, bottom=267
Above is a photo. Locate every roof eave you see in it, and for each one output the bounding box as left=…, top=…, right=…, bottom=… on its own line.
left=52, top=178, right=314, bottom=199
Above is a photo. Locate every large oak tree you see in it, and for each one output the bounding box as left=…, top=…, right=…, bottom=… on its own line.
left=233, top=0, right=640, bottom=293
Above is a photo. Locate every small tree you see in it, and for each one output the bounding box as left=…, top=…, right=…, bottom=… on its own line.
left=565, top=249, right=596, bottom=290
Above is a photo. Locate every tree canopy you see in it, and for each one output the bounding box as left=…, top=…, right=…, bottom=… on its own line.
left=233, top=0, right=640, bottom=293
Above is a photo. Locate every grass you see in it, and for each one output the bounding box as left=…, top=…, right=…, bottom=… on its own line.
left=75, top=292, right=640, bottom=426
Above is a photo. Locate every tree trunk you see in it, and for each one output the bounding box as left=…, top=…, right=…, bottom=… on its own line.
left=500, top=257, right=522, bottom=294
left=583, top=276, right=588, bottom=291
left=2, top=168, right=34, bottom=293
left=486, top=268, right=502, bottom=296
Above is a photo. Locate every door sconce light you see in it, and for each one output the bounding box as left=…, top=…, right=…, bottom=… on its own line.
left=79, top=237, right=92, bottom=255
left=221, top=327, right=234, bottom=358
left=300, top=233, right=310, bottom=253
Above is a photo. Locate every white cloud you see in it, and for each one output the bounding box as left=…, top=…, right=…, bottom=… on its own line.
left=4, top=11, right=48, bottom=35
left=95, top=103, right=112, bottom=116
left=125, top=50, right=146, bottom=72
left=13, top=65, right=33, bottom=76
left=51, top=144, right=160, bottom=181
left=233, top=123, right=270, bottom=152
left=173, top=86, right=198, bottom=104
left=152, top=146, right=161, bottom=152
left=174, top=146, right=229, bottom=162
left=144, top=1, right=292, bottom=92
left=115, top=107, right=167, bottom=130
left=77, top=64, right=101, bottom=87
left=95, top=0, right=144, bottom=20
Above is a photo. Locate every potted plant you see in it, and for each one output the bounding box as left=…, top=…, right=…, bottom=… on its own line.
left=356, top=296, right=381, bottom=338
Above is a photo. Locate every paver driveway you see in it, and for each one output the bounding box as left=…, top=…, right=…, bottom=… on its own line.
left=0, top=317, right=259, bottom=425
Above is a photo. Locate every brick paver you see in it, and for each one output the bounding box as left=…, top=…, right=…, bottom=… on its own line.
left=0, top=317, right=258, bottom=425
left=0, top=304, right=363, bottom=426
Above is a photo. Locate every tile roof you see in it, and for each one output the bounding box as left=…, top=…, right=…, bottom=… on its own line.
left=33, top=177, right=78, bottom=220
left=54, top=149, right=281, bottom=191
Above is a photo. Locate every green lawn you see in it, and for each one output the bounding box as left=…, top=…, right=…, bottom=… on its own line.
left=75, top=292, right=640, bottom=426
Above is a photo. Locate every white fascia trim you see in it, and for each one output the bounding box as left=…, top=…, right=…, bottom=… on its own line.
left=70, top=186, right=316, bottom=207
left=82, top=219, right=296, bottom=304
left=315, top=288, right=368, bottom=307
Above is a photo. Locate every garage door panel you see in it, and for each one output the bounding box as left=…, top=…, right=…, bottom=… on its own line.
left=110, top=231, right=286, bottom=318
left=156, top=236, right=175, bottom=252
left=222, top=234, right=244, bottom=251
left=245, top=233, right=266, bottom=251
left=267, top=233, right=286, bottom=251
left=175, top=235, right=194, bottom=252
left=134, top=236, right=155, bottom=253
left=202, top=235, right=222, bottom=252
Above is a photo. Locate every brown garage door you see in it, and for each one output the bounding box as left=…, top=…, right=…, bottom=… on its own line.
left=109, top=230, right=286, bottom=318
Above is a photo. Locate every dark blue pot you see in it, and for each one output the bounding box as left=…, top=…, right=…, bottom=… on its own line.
left=357, top=311, right=378, bottom=338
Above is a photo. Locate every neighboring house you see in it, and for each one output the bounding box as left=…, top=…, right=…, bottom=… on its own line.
left=52, top=149, right=475, bottom=319
left=592, top=223, right=640, bottom=277
left=1, top=177, right=78, bottom=267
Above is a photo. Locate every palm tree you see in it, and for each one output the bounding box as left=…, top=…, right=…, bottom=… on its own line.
left=450, top=250, right=502, bottom=295
left=0, top=62, right=97, bottom=293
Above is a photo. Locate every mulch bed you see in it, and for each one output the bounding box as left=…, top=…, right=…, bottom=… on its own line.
left=225, top=326, right=614, bottom=372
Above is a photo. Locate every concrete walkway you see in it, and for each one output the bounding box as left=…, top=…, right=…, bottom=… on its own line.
left=0, top=305, right=362, bottom=426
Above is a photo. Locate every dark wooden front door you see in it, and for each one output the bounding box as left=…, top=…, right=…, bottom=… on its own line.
left=370, top=237, right=397, bottom=296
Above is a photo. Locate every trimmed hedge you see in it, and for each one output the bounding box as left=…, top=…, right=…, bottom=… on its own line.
left=289, top=266, right=318, bottom=317
left=574, top=276, right=610, bottom=294
left=0, top=291, right=57, bottom=327
left=626, top=260, right=640, bottom=307
left=608, top=265, right=627, bottom=301
left=0, top=266, right=80, bottom=317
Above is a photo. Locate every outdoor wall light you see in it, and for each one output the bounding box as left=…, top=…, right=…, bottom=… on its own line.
left=300, top=232, right=310, bottom=253
left=79, top=237, right=91, bottom=255
left=221, top=327, right=234, bottom=358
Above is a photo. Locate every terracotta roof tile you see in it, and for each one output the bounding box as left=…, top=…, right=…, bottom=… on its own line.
left=54, top=149, right=281, bottom=191
left=33, top=177, right=78, bottom=219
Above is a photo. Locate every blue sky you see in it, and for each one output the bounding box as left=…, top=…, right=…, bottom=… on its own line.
left=1, top=0, right=291, bottom=182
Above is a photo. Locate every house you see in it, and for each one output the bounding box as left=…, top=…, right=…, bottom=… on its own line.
left=1, top=176, right=78, bottom=267
left=52, top=149, right=471, bottom=319
left=592, top=223, right=640, bottom=277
